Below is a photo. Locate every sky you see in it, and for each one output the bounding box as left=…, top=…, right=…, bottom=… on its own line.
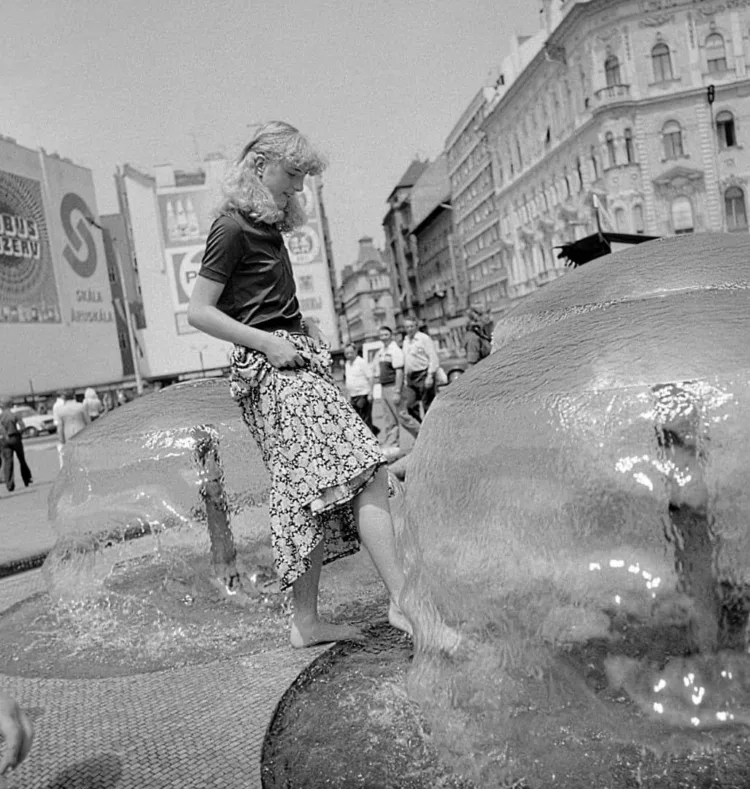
left=1, top=0, right=539, bottom=273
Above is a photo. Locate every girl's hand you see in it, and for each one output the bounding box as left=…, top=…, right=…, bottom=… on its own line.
left=263, top=336, right=306, bottom=369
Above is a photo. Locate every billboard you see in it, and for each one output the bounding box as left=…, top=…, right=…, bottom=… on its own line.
left=0, top=169, right=62, bottom=323
left=157, top=188, right=214, bottom=247
left=156, top=187, right=214, bottom=333
left=285, top=178, right=340, bottom=347
left=0, top=138, right=126, bottom=394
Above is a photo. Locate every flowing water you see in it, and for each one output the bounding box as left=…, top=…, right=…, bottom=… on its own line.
left=399, top=234, right=750, bottom=786
left=0, top=379, right=290, bottom=678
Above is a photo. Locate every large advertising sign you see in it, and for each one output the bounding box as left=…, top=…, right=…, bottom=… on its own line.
left=284, top=177, right=340, bottom=347
left=0, top=170, right=61, bottom=323
left=157, top=187, right=213, bottom=334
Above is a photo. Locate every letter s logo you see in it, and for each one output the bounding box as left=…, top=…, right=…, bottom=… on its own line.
left=61, top=192, right=97, bottom=278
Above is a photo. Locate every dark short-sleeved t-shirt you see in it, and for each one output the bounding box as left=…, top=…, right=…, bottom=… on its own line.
left=198, top=211, right=303, bottom=333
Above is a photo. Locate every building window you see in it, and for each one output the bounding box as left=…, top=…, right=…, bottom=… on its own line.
left=605, top=132, right=617, bottom=168
left=652, top=43, right=673, bottom=82
left=590, top=146, right=599, bottom=179
left=725, top=186, right=748, bottom=231
left=605, top=55, right=622, bottom=87
left=662, top=120, right=684, bottom=160
left=624, top=128, right=635, bottom=163
left=615, top=207, right=627, bottom=232
left=671, top=196, right=694, bottom=234
left=706, top=33, right=727, bottom=73
left=716, top=110, right=736, bottom=148
left=633, top=204, right=645, bottom=234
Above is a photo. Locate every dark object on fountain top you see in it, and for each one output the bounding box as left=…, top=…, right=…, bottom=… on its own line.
left=556, top=231, right=659, bottom=267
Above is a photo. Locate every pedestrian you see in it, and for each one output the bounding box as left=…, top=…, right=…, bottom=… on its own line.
left=116, top=389, right=128, bottom=407
left=0, top=690, right=33, bottom=776
left=401, top=315, right=440, bottom=423
left=464, top=307, right=493, bottom=365
left=54, top=390, right=89, bottom=467
left=373, top=325, right=420, bottom=447
left=101, top=391, right=113, bottom=412
left=343, top=343, right=377, bottom=436
left=0, top=397, right=33, bottom=492
left=83, top=387, right=103, bottom=421
left=187, top=120, right=413, bottom=649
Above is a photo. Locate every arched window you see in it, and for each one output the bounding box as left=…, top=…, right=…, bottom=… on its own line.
left=716, top=110, right=736, bottom=148
left=605, top=55, right=621, bottom=87
left=633, top=204, right=645, bottom=234
left=663, top=120, right=684, bottom=160
left=605, top=132, right=617, bottom=168
left=706, top=33, right=727, bottom=73
left=615, top=207, right=627, bottom=232
left=725, top=186, right=748, bottom=231
left=652, top=43, right=673, bottom=82
left=671, top=196, right=694, bottom=234
left=576, top=157, right=584, bottom=191
left=624, top=128, right=635, bottom=163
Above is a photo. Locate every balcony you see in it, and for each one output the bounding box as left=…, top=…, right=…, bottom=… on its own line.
left=593, top=84, right=631, bottom=109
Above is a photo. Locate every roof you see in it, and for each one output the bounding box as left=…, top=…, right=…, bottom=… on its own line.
left=386, top=159, right=431, bottom=202
left=555, top=232, right=660, bottom=267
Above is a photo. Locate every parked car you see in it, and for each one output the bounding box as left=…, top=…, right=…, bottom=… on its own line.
left=437, top=353, right=469, bottom=386
left=0, top=405, right=57, bottom=438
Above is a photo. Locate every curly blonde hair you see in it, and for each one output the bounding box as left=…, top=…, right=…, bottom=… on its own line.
left=217, top=121, right=328, bottom=232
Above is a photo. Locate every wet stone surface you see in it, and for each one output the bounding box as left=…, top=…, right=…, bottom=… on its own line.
left=262, top=609, right=750, bottom=789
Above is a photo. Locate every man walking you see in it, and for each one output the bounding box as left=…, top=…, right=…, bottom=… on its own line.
left=0, top=398, right=33, bottom=492
left=54, top=391, right=89, bottom=467
left=373, top=325, right=420, bottom=447
left=343, top=343, right=376, bottom=435
left=464, top=308, right=493, bottom=366
left=401, top=316, right=440, bottom=424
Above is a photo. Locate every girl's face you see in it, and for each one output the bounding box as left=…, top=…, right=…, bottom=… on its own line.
left=259, top=158, right=306, bottom=209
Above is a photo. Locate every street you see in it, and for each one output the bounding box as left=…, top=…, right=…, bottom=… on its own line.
left=0, top=435, right=60, bottom=566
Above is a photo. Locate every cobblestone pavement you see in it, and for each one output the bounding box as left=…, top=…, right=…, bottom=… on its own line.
left=0, top=570, right=329, bottom=788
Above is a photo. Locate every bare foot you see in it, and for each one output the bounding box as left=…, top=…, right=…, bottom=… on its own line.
left=389, top=601, right=463, bottom=656
left=388, top=600, right=413, bottom=637
left=290, top=619, right=364, bottom=649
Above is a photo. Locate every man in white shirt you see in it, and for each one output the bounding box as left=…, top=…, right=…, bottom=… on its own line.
left=54, top=391, right=90, bottom=467
left=373, top=325, right=421, bottom=447
left=344, top=343, right=376, bottom=435
left=401, top=316, right=440, bottom=425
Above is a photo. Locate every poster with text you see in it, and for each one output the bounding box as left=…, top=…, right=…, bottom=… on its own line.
left=0, top=170, right=61, bottom=323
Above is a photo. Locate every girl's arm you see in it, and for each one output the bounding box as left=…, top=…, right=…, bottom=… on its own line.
left=187, top=276, right=305, bottom=369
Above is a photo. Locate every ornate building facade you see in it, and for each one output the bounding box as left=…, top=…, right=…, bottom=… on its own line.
left=382, top=159, right=430, bottom=323
left=338, top=236, right=396, bottom=346
left=474, top=0, right=750, bottom=310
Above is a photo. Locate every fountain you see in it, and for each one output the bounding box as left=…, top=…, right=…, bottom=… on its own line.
left=0, top=378, right=293, bottom=680
left=396, top=232, right=750, bottom=786
left=4, top=231, right=750, bottom=787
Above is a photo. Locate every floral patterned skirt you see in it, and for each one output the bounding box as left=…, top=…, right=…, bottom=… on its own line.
left=229, top=331, right=386, bottom=589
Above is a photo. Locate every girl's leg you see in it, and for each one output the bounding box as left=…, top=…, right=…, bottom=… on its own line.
left=290, top=539, right=363, bottom=648
left=351, top=466, right=412, bottom=635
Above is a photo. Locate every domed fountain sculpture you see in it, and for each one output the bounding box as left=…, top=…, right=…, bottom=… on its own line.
left=43, top=378, right=272, bottom=602
left=399, top=233, right=750, bottom=786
